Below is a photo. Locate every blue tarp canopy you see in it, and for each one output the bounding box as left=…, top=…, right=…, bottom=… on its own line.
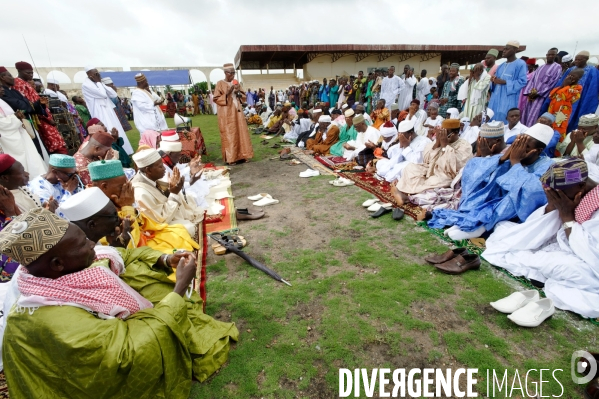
left=101, top=70, right=190, bottom=87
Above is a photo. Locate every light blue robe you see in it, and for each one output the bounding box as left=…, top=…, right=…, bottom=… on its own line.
left=542, top=65, right=599, bottom=131
left=489, top=59, right=528, bottom=123
left=429, top=155, right=553, bottom=232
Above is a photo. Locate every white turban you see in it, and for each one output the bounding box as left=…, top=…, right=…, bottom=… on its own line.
left=132, top=149, right=161, bottom=168
left=160, top=141, right=182, bottom=152
left=380, top=122, right=398, bottom=138
left=318, top=115, right=332, bottom=123
left=84, top=65, right=96, bottom=72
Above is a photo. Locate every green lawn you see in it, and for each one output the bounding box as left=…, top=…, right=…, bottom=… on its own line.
left=124, top=117, right=595, bottom=399
left=125, top=114, right=278, bottom=164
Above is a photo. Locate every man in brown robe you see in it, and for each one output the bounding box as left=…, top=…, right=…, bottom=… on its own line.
left=306, top=115, right=340, bottom=156
left=213, top=63, right=254, bottom=165
left=391, top=119, right=473, bottom=204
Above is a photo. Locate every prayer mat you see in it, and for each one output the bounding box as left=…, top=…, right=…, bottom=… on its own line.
left=291, top=150, right=335, bottom=176
left=417, top=222, right=599, bottom=327
left=315, top=155, right=358, bottom=172
left=338, top=171, right=424, bottom=220
left=206, top=197, right=238, bottom=235
left=196, top=217, right=208, bottom=312
left=0, top=371, right=7, bottom=398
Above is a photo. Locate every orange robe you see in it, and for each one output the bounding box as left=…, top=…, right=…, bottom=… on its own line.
left=213, top=81, right=254, bottom=163
left=548, top=84, right=582, bottom=139
left=306, top=125, right=341, bottom=155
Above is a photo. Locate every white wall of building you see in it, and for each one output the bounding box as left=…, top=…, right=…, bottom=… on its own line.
left=302, top=54, right=443, bottom=80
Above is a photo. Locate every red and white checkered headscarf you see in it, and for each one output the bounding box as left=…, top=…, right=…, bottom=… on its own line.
left=576, top=186, right=599, bottom=224
left=17, top=247, right=152, bottom=319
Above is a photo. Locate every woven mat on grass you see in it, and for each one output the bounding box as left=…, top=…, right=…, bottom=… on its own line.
left=338, top=171, right=424, bottom=220
left=291, top=150, right=336, bottom=176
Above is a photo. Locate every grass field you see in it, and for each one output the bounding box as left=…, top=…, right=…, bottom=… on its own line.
left=124, top=117, right=596, bottom=399
left=125, top=114, right=277, bottom=164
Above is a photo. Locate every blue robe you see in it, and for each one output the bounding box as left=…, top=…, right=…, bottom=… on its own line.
left=489, top=59, right=528, bottom=123
left=541, top=65, right=599, bottom=131
left=319, top=85, right=330, bottom=103
left=428, top=155, right=553, bottom=232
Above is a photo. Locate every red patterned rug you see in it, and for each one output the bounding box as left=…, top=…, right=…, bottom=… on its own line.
left=315, top=155, right=358, bottom=172
left=338, top=172, right=424, bottom=220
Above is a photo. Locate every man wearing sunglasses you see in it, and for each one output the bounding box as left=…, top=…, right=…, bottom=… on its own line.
left=28, top=154, right=83, bottom=207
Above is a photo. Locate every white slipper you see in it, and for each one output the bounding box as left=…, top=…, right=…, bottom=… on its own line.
left=299, top=169, right=320, bottom=178
left=507, top=298, right=555, bottom=327
left=490, top=290, right=540, bottom=314
left=329, top=178, right=340, bottom=185
left=248, top=193, right=271, bottom=201
left=253, top=197, right=280, bottom=206
left=362, top=199, right=379, bottom=207
left=332, top=178, right=355, bottom=187
left=367, top=202, right=392, bottom=212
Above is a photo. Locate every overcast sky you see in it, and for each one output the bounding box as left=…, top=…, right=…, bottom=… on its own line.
left=3, top=0, right=597, bottom=72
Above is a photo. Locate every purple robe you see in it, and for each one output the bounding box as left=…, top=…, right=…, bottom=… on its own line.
left=519, top=62, right=562, bottom=126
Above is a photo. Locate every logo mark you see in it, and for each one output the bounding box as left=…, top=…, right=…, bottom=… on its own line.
left=571, top=350, right=597, bottom=384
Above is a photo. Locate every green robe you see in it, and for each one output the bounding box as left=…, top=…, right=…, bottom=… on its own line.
left=3, top=247, right=239, bottom=398
left=329, top=124, right=357, bottom=156
left=365, top=80, right=374, bottom=114
left=329, top=85, right=339, bottom=108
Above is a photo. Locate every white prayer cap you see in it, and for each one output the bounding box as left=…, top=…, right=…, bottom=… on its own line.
left=577, top=50, right=590, bottom=57
left=562, top=54, right=574, bottom=62
left=341, top=104, right=348, bottom=110
left=447, top=108, right=460, bottom=119
left=132, top=149, right=161, bottom=168
left=84, top=65, right=96, bottom=72
left=398, top=119, right=416, bottom=133
left=344, top=109, right=355, bottom=117
left=380, top=121, right=398, bottom=138
left=486, top=108, right=495, bottom=119
left=47, top=77, right=59, bottom=85
left=318, top=115, right=332, bottom=123
left=312, top=109, right=322, bottom=114
left=460, top=116, right=470, bottom=123
left=525, top=123, right=554, bottom=146
left=160, top=141, right=182, bottom=152
left=506, top=40, right=520, bottom=48
left=57, top=187, right=110, bottom=222
left=101, top=77, right=113, bottom=84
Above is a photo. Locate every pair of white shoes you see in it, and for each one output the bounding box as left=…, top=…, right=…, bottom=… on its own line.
left=490, top=290, right=555, bottom=327
left=299, top=169, right=320, bottom=178
left=362, top=198, right=392, bottom=212
left=247, top=193, right=280, bottom=206
left=329, top=177, right=355, bottom=187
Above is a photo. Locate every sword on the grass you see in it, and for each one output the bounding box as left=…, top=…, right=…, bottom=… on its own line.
left=209, top=234, right=292, bottom=286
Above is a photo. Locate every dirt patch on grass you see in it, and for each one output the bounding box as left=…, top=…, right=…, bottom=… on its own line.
left=409, top=298, right=471, bottom=335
